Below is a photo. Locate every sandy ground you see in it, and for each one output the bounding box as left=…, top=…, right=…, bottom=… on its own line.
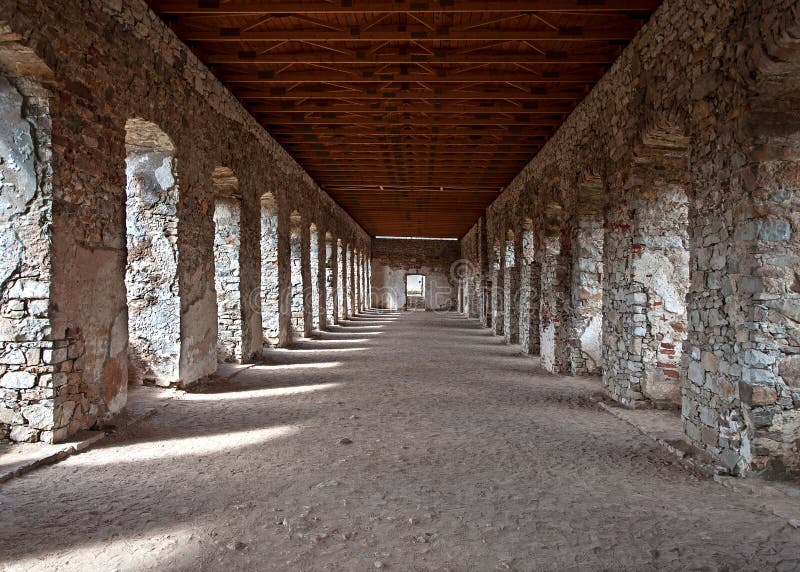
left=1, top=311, right=799, bottom=571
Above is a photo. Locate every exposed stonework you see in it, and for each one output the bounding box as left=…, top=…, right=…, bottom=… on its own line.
left=0, top=0, right=369, bottom=443
left=0, top=70, right=56, bottom=443
left=459, top=0, right=800, bottom=476
left=260, top=193, right=279, bottom=345
left=371, top=239, right=459, bottom=311
left=337, top=239, right=347, bottom=321
left=324, top=233, right=336, bottom=326
left=212, top=167, right=242, bottom=363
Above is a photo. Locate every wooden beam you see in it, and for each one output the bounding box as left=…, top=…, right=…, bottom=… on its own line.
left=180, top=25, right=642, bottom=43
left=222, top=69, right=604, bottom=84
left=266, top=125, right=556, bottom=134
left=204, top=51, right=620, bottom=66
left=259, top=115, right=562, bottom=125
left=292, top=156, right=533, bottom=162
left=151, top=0, right=661, bottom=14
left=249, top=102, right=574, bottom=114
left=235, top=86, right=586, bottom=100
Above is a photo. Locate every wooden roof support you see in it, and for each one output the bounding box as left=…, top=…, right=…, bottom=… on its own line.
left=145, top=0, right=659, bottom=237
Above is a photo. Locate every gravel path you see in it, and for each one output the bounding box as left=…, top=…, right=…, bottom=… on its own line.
left=1, top=311, right=799, bottom=571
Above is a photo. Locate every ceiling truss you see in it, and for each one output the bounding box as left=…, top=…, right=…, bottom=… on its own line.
left=146, top=0, right=659, bottom=237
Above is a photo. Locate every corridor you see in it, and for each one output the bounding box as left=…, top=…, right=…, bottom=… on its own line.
left=2, top=312, right=799, bottom=571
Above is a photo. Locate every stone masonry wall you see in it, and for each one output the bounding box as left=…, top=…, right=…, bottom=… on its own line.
left=0, top=0, right=370, bottom=443
left=458, top=0, right=800, bottom=476
left=0, top=69, right=56, bottom=442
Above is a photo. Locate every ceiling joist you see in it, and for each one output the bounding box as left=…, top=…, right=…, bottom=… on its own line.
left=145, top=0, right=659, bottom=237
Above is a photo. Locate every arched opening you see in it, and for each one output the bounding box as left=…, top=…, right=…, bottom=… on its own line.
left=212, top=167, right=242, bottom=363
left=604, top=131, right=690, bottom=408
left=124, top=118, right=180, bottom=387
left=540, top=203, right=566, bottom=373
left=309, top=223, right=320, bottom=331
left=289, top=211, right=304, bottom=336
left=570, top=178, right=605, bottom=375
left=355, top=250, right=363, bottom=313
left=324, top=233, right=336, bottom=325
left=260, top=192, right=279, bottom=345
left=337, top=239, right=347, bottom=320
left=492, top=241, right=504, bottom=336
left=348, top=245, right=356, bottom=316
left=366, top=257, right=373, bottom=310
left=504, top=229, right=519, bottom=344
left=519, top=218, right=539, bottom=356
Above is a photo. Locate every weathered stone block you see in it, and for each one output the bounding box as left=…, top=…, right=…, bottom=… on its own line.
left=0, top=370, right=35, bottom=388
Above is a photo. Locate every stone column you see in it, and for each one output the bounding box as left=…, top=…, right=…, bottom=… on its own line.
left=504, top=233, right=520, bottom=344
left=349, top=246, right=356, bottom=316
left=519, top=225, right=540, bottom=355
left=260, top=193, right=280, bottom=345
left=492, top=244, right=505, bottom=336
left=340, top=245, right=348, bottom=319
left=277, top=212, right=292, bottom=346
left=539, top=234, right=570, bottom=373
left=603, top=178, right=689, bottom=407
left=326, top=236, right=337, bottom=326
left=317, top=230, right=328, bottom=330
left=213, top=197, right=242, bottom=362
left=569, top=214, right=604, bottom=375
left=300, top=221, right=313, bottom=338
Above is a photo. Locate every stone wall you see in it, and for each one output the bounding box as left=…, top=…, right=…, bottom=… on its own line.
left=213, top=192, right=242, bottom=363
left=260, top=193, right=279, bottom=345
left=0, top=0, right=370, bottom=443
left=371, top=239, right=459, bottom=311
left=0, top=69, right=56, bottom=442
left=458, top=0, right=800, bottom=476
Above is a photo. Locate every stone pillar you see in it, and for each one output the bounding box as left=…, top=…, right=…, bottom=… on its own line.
left=339, top=244, right=348, bottom=319
left=682, top=114, right=800, bottom=476
left=492, top=244, right=505, bottom=336
left=504, top=232, right=520, bottom=344
left=366, top=257, right=372, bottom=309
left=300, top=221, right=313, bottom=338
left=325, top=235, right=337, bottom=326
left=348, top=247, right=354, bottom=317
left=277, top=212, right=292, bottom=346
left=519, top=224, right=540, bottom=355
left=213, top=197, right=242, bottom=362
left=604, top=178, right=689, bottom=407
left=260, top=193, right=280, bottom=345
left=317, top=229, right=327, bottom=330
left=569, top=213, right=604, bottom=375
left=539, top=234, right=570, bottom=373
left=355, top=251, right=362, bottom=313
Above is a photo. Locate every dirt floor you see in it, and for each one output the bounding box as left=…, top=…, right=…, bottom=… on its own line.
left=1, top=311, right=800, bottom=571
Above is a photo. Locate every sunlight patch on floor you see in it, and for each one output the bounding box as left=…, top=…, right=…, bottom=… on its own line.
left=182, top=382, right=343, bottom=401
left=65, top=425, right=300, bottom=466
left=251, top=361, right=343, bottom=370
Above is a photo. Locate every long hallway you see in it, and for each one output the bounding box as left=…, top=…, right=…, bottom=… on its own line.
left=1, top=312, right=799, bottom=570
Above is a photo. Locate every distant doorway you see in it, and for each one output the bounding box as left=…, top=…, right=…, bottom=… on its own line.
left=405, top=274, right=426, bottom=311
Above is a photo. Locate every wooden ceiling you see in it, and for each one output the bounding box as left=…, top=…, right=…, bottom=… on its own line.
left=147, top=0, right=661, bottom=238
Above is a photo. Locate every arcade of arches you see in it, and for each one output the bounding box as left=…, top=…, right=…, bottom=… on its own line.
left=1, top=0, right=800, bottom=568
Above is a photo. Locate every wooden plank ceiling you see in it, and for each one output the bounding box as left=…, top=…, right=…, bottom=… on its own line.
left=146, top=0, right=661, bottom=238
